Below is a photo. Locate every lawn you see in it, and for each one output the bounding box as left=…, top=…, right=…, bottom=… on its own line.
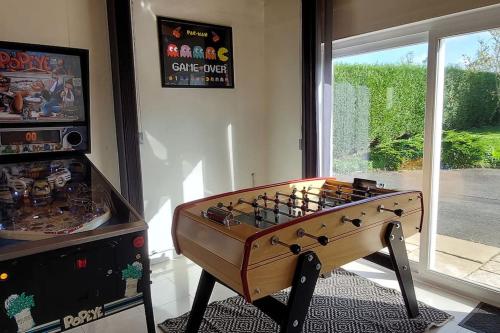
left=462, top=125, right=500, bottom=158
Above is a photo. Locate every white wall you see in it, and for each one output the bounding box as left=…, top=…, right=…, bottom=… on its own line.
left=264, top=0, right=302, bottom=183
left=133, top=0, right=500, bottom=260
left=333, top=0, right=500, bottom=40
left=0, top=0, right=120, bottom=189
left=132, top=0, right=269, bottom=258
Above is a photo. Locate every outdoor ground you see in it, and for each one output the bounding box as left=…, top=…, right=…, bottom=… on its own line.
left=466, top=125, right=500, bottom=159
left=350, top=168, right=500, bottom=247
left=350, top=168, right=500, bottom=290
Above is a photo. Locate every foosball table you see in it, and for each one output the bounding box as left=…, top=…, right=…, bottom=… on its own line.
left=172, top=177, right=423, bottom=333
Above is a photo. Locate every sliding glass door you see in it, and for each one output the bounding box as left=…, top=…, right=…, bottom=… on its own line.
left=431, top=29, right=500, bottom=291
left=331, top=42, right=428, bottom=261
left=325, top=6, right=500, bottom=304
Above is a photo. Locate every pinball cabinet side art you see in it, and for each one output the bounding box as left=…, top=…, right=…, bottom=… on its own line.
left=0, top=41, right=155, bottom=333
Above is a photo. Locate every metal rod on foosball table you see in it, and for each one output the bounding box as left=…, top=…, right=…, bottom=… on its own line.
left=216, top=202, right=278, bottom=226
left=274, top=191, right=300, bottom=208
left=258, top=193, right=289, bottom=207
left=232, top=207, right=278, bottom=226
left=272, top=194, right=322, bottom=214
left=276, top=190, right=311, bottom=201
left=295, top=191, right=339, bottom=208
left=322, top=185, right=376, bottom=198
left=259, top=194, right=305, bottom=213
left=308, top=186, right=367, bottom=200
left=275, top=191, right=299, bottom=199
left=274, top=191, right=321, bottom=210
left=237, top=199, right=295, bottom=218
left=309, top=191, right=351, bottom=204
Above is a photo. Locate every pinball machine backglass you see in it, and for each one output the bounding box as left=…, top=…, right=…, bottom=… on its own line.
left=0, top=41, right=154, bottom=333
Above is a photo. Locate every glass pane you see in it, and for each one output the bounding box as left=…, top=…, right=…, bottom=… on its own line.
left=0, top=156, right=141, bottom=253
left=0, top=46, right=86, bottom=123
left=332, top=43, right=428, bottom=262
left=433, top=29, right=500, bottom=291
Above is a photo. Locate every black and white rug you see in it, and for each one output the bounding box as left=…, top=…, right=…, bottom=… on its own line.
left=159, top=268, right=453, bottom=333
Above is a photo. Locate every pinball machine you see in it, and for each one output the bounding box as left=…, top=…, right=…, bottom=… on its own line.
left=172, top=177, right=423, bottom=333
left=0, top=41, right=155, bottom=333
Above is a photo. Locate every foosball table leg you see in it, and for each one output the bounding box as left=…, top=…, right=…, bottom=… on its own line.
left=253, top=251, right=322, bottom=333
left=385, top=221, right=420, bottom=318
left=184, top=252, right=321, bottom=333
left=280, top=251, right=322, bottom=332
left=185, top=269, right=216, bottom=333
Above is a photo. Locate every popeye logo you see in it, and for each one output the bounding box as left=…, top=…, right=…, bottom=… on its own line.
left=0, top=51, right=50, bottom=72
left=62, top=306, right=103, bottom=329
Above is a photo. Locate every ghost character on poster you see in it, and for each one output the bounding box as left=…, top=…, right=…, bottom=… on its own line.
left=157, top=17, right=234, bottom=88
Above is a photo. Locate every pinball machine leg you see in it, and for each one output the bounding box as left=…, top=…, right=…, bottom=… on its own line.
left=253, top=251, right=322, bottom=333
left=185, top=269, right=216, bottom=333
left=142, top=234, right=156, bottom=333
left=142, top=266, right=156, bottom=333
left=385, top=221, right=420, bottom=318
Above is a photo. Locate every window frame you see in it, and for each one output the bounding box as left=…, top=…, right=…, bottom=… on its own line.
left=323, top=4, right=500, bottom=306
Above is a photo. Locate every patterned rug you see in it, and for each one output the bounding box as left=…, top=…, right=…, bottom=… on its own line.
left=158, top=268, right=453, bottom=333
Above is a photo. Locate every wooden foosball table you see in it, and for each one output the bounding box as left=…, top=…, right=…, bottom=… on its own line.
left=172, top=177, right=423, bottom=333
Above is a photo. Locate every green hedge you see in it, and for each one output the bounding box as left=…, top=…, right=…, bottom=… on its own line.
left=332, top=83, right=370, bottom=159
left=369, top=136, right=423, bottom=171
left=444, top=67, right=498, bottom=130
left=366, top=131, right=498, bottom=170
left=370, top=144, right=404, bottom=171
left=334, top=64, right=499, bottom=144
left=441, top=131, right=487, bottom=168
left=333, top=63, right=499, bottom=171
left=334, top=64, right=427, bottom=144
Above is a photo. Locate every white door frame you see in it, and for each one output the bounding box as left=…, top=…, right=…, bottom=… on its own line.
left=328, top=4, right=500, bottom=306
left=418, top=5, right=500, bottom=307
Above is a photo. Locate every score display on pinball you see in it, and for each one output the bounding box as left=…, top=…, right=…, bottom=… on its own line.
left=0, top=129, right=61, bottom=145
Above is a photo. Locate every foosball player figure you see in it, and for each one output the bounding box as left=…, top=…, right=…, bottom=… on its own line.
left=31, top=179, right=53, bottom=207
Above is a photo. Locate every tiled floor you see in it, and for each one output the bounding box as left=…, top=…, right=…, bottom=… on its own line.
left=73, top=256, right=481, bottom=333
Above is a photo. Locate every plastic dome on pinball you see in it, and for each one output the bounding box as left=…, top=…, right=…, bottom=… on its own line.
left=0, top=157, right=114, bottom=241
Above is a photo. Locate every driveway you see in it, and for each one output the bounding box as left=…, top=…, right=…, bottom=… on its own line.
left=343, top=168, right=500, bottom=248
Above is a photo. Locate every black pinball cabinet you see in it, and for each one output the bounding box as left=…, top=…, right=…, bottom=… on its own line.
left=0, top=156, right=155, bottom=333
left=0, top=41, right=155, bottom=333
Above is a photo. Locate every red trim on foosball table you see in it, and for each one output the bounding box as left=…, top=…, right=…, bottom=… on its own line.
left=241, top=236, right=253, bottom=301
left=419, top=193, right=424, bottom=232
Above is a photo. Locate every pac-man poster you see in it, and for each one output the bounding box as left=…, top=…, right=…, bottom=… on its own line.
left=157, top=17, right=234, bottom=88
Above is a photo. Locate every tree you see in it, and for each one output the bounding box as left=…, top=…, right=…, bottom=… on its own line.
left=400, top=51, right=415, bottom=65
left=463, top=30, right=500, bottom=122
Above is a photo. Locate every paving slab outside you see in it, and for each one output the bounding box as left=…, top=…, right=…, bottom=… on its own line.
left=382, top=233, right=500, bottom=290
left=352, top=168, right=500, bottom=291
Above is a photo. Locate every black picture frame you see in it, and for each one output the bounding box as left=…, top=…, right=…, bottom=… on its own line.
left=157, top=17, right=235, bottom=88
left=0, top=40, right=91, bottom=152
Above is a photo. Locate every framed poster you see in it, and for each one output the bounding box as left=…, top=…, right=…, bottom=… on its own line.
left=157, top=17, right=234, bottom=88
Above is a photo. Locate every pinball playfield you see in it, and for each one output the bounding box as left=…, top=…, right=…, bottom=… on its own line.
left=0, top=158, right=112, bottom=240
